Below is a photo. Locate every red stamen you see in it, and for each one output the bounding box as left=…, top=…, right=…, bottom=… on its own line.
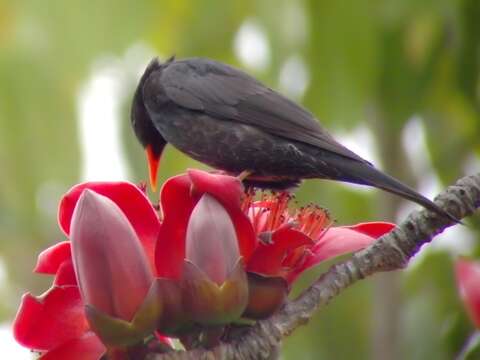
left=274, top=193, right=290, bottom=229
left=241, top=188, right=331, bottom=239
left=293, top=204, right=331, bottom=239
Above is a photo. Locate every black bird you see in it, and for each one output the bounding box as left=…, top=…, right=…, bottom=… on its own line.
left=131, top=56, right=456, bottom=221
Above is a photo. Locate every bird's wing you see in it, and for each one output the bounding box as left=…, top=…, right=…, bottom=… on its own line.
left=161, top=58, right=367, bottom=163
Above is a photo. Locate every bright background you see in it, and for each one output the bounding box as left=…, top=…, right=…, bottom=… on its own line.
left=0, top=0, right=479, bottom=359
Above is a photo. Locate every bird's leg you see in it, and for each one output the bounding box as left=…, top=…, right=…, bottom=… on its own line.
left=237, top=170, right=253, bottom=181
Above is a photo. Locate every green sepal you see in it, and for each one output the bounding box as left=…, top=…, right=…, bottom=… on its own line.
left=85, top=279, right=163, bottom=347
left=155, top=278, right=193, bottom=335
left=182, top=258, right=248, bottom=326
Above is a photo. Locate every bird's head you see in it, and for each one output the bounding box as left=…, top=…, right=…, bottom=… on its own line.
left=130, top=57, right=173, bottom=192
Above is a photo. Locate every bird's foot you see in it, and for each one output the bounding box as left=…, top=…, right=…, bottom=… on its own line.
left=237, top=170, right=253, bottom=181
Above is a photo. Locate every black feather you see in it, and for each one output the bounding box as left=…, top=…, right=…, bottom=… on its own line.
left=136, top=57, right=460, bottom=223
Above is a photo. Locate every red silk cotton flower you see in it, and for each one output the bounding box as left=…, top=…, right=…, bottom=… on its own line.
left=13, top=169, right=394, bottom=356
left=240, top=190, right=395, bottom=318
left=243, top=191, right=395, bottom=283
left=156, top=170, right=394, bottom=319
left=13, top=181, right=162, bottom=359
left=455, top=259, right=480, bottom=328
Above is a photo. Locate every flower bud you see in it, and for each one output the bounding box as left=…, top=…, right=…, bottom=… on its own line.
left=243, top=272, right=288, bottom=319
left=70, top=190, right=158, bottom=345
left=182, top=194, right=248, bottom=325
left=186, top=194, right=241, bottom=285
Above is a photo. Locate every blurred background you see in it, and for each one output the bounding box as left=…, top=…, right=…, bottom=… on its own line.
left=0, top=0, right=479, bottom=358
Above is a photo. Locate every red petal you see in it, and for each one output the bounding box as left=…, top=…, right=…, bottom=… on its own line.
left=245, top=202, right=269, bottom=233
left=228, top=208, right=257, bottom=263
left=156, top=175, right=196, bottom=279
left=286, top=222, right=393, bottom=283
left=54, top=260, right=77, bottom=286
left=58, top=182, right=160, bottom=268
left=312, top=227, right=376, bottom=260
left=188, top=169, right=257, bottom=261
left=313, top=222, right=395, bottom=261
left=34, top=242, right=77, bottom=285
left=188, top=169, right=243, bottom=210
left=13, top=286, right=89, bottom=351
left=455, top=259, right=480, bottom=328
left=35, top=242, right=71, bottom=275
left=247, top=227, right=313, bottom=277
left=39, top=332, right=106, bottom=360
left=341, top=222, right=395, bottom=238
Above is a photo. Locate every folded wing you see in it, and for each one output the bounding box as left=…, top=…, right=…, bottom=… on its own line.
left=160, top=58, right=369, bottom=164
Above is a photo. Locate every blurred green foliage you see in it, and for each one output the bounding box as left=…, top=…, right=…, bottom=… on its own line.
left=0, top=0, right=479, bottom=358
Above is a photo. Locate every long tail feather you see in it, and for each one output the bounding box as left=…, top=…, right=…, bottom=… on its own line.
left=327, top=156, right=460, bottom=223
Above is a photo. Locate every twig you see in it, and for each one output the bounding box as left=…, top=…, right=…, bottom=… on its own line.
left=455, top=330, right=480, bottom=360
left=147, top=173, right=480, bottom=360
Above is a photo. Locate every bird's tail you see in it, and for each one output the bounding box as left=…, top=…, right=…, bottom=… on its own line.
left=330, top=157, right=459, bottom=223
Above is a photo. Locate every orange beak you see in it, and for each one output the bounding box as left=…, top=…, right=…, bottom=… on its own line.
left=145, top=145, right=161, bottom=192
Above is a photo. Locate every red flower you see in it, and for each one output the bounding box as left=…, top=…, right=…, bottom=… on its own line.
left=59, top=181, right=160, bottom=269
left=155, top=170, right=256, bottom=280
left=154, top=170, right=254, bottom=330
left=238, top=191, right=394, bottom=318
left=70, top=190, right=162, bottom=347
left=13, top=181, right=162, bottom=359
left=155, top=170, right=394, bottom=319
left=71, top=190, right=154, bottom=320
left=243, top=191, right=394, bottom=282
left=455, top=259, right=480, bottom=328
left=14, top=169, right=394, bottom=355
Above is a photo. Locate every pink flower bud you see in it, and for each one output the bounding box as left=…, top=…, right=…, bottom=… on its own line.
left=186, top=194, right=241, bottom=285
left=70, top=190, right=153, bottom=322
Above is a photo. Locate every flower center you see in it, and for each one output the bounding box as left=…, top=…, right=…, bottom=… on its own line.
left=241, top=189, right=332, bottom=240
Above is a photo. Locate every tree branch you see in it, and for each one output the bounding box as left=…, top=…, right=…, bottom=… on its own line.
left=148, top=173, right=480, bottom=360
